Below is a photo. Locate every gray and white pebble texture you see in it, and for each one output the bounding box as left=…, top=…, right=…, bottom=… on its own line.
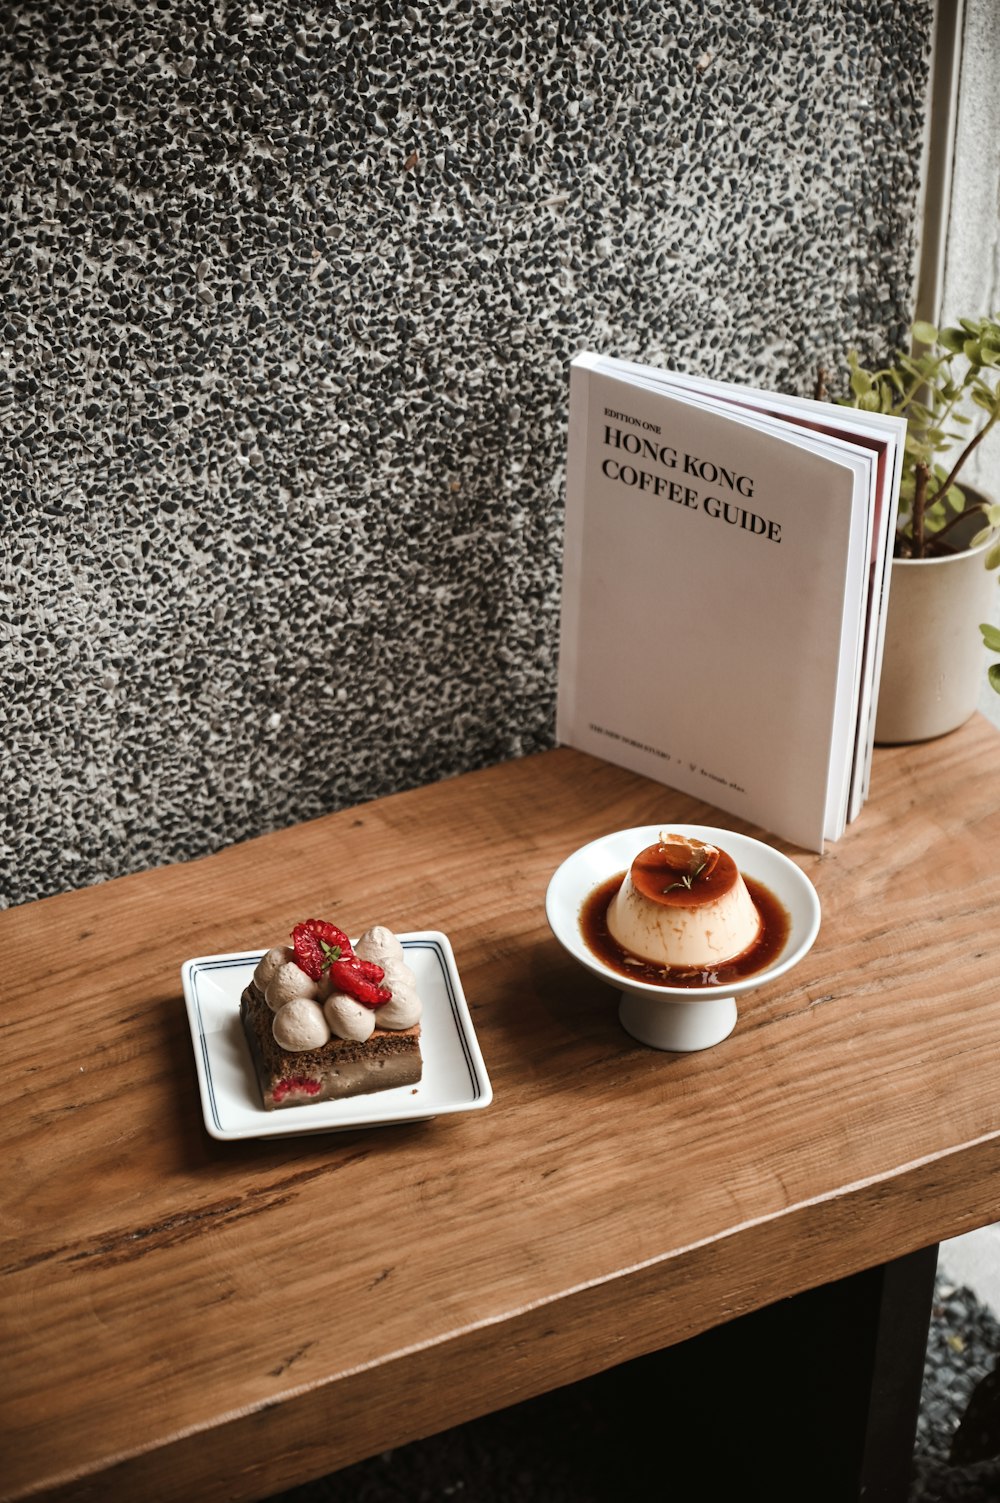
left=2, top=1, right=931, bottom=907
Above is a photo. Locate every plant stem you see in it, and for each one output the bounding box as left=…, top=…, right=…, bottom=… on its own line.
left=912, top=461, right=929, bottom=556
left=924, top=408, right=999, bottom=513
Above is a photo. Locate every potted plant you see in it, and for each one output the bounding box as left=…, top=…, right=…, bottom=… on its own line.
left=835, top=313, right=1000, bottom=742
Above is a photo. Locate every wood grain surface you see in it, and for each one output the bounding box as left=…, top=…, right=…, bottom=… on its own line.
left=4, top=721, right=1000, bottom=1502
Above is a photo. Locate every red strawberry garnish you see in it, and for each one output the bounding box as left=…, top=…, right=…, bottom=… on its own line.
left=291, top=919, right=354, bottom=981
left=329, top=956, right=392, bottom=1009
left=288, top=920, right=389, bottom=1007
left=307, top=919, right=354, bottom=955
left=291, top=927, right=324, bottom=980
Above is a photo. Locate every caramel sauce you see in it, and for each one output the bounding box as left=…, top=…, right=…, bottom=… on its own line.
left=629, top=841, right=738, bottom=907
left=581, top=871, right=790, bottom=989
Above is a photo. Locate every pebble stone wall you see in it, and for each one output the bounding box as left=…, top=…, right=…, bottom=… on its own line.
left=2, top=1, right=932, bottom=908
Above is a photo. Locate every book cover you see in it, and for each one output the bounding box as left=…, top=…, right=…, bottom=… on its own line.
left=556, top=354, right=904, bottom=852
left=601, top=357, right=904, bottom=823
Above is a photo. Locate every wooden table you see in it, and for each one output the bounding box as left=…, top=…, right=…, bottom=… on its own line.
left=4, top=719, right=1000, bottom=1502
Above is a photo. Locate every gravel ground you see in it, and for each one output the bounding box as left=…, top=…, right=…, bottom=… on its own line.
left=271, top=1276, right=1000, bottom=1503
left=911, top=1279, right=1000, bottom=1501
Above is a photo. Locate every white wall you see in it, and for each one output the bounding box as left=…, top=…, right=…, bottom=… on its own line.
left=932, top=0, right=1000, bottom=721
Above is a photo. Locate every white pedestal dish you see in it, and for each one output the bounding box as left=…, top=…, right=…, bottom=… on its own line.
left=546, top=824, right=821, bottom=1053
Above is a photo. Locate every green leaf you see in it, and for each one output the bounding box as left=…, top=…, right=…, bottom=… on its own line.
left=981, top=623, right=1000, bottom=650
left=911, top=319, right=938, bottom=345
left=989, top=664, right=1000, bottom=693
left=850, top=367, right=873, bottom=398
left=318, top=940, right=343, bottom=969
left=984, top=541, right=1000, bottom=571
left=939, top=326, right=966, bottom=353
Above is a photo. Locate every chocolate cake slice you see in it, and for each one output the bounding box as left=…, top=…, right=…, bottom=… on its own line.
left=241, top=981, right=422, bottom=1109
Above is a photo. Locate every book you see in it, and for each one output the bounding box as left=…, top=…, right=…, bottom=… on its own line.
left=556, top=352, right=906, bottom=852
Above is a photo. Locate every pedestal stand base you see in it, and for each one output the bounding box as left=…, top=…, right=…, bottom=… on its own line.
left=618, top=992, right=738, bottom=1052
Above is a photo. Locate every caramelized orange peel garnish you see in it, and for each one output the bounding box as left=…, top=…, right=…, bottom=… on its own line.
left=657, top=832, right=720, bottom=881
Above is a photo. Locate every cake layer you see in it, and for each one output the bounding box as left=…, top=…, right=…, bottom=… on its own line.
left=241, top=983, right=422, bottom=1110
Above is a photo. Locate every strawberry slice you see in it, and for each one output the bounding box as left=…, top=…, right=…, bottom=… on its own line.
left=306, top=919, right=354, bottom=955
left=291, top=919, right=354, bottom=980
left=329, top=956, right=392, bottom=1009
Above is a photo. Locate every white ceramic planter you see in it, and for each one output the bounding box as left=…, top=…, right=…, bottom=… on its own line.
left=875, top=506, right=998, bottom=744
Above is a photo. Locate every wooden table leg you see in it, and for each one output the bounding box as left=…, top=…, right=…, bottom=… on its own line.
left=857, top=1242, right=940, bottom=1498
left=603, top=1242, right=939, bottom=1501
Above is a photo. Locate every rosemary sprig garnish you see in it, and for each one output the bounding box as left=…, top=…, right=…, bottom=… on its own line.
left=664, top=860, right=708, bottom=894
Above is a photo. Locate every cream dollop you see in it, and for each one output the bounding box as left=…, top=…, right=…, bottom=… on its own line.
left=355, top=925, right=405, bottom=967
left=259, top=922, right=423, bottom=1042
left=265, top=960, right=320, bottom=1011
left=323, top=992, right=376, bottom=1042
left=373, top=957, right=422, bottom=1030
left=272, top=996, right=331, bottom=1051
left=254, top=945, right=294, bottom=992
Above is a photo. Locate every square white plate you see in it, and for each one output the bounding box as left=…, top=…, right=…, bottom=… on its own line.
left=181, top=931, right=492, bottom=1140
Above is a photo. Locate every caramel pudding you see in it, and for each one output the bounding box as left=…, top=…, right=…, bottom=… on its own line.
left=606, top=832, right=762, bottom=972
